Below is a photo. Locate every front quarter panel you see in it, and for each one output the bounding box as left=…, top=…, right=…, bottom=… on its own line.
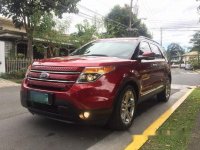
left=69, top=65, right=133, bottom=110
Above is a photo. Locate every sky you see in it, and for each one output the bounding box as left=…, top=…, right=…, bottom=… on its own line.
left=65, top=0, right=200, bottom=50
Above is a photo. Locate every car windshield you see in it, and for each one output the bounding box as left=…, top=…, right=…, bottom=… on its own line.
left=70, top=40, right=137, bottom=59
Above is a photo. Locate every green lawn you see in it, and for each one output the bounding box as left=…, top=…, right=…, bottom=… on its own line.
left=141, top=88, right=200, bottom=150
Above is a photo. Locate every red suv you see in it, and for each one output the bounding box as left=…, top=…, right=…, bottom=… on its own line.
left=21, top=37, right=171, bottom=130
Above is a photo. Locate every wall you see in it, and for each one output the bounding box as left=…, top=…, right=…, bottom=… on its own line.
left=0, top=41, right=5, bottom=73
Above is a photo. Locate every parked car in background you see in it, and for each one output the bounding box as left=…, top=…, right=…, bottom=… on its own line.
left=180, top=63, right=186, bottom=68
left=171, top=63, right=179, bottom=68
left=21, top=37, right=171, bottom=130
left=185, top=63, right=193, bottom=70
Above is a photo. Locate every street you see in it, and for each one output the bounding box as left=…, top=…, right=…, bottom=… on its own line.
left=0, top=68, right=199, bottom=150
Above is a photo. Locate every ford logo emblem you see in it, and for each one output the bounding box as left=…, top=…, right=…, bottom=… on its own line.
left=39, top=72, right=49, bottom=79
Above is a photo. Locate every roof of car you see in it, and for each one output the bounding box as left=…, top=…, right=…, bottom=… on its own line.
left=97, top=37, right=139, bottom=41
left=96, top=37, right=159, bottom=44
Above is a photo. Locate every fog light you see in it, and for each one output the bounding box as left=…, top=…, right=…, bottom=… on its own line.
left=84, top=112, right=90, bottom=118
left=79, top=111, right=90, bottom=120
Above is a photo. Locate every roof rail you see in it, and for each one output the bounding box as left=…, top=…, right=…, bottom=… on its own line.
left=139, top=36, right=159, bottom=44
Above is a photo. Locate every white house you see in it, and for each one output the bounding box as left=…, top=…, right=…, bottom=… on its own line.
left=182, top=51, right=199, bottom=64
left=0, top=41, right=5, bottom=73
left=0, top=17, right=76, bottom=73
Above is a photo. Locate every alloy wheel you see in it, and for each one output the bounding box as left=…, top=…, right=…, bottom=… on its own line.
left=165, top=79, right=171, bottom=99
left=120, top=90, right=135, bottom=125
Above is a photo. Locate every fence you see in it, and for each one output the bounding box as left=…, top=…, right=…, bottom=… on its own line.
left=5, top=58, right=33, bottom=73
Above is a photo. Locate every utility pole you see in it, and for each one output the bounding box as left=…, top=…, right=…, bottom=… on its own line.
left=198, top=50, right=200, bottom=66
left=133, top=0, right=139, bottom=16
left=160, top=27, right=163, bottom=46
left=129, top=0, right=133, bottom=29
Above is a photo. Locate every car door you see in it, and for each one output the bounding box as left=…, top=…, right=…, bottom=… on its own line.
left=149, top=43, right=166, bottom=89
left=136, top=41, right=155, bottom=96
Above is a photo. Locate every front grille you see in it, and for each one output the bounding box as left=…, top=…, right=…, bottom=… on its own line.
left=27, top=66, right=84, bottom=91
left=31, top=66, right=83, bottom=72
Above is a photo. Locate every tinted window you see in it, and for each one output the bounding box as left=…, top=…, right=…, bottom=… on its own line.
left=70, top=40, right=137, bottom=59
left=160, top=46, right=168, bottom=60
left=150, top=44, right=163, bottom=58
left=139, top=42, right=151, bottom=55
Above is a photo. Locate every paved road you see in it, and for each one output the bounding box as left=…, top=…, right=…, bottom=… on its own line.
left=172, top=68, right=200, bottom=86
left=0, top=68, right=199, bottom=150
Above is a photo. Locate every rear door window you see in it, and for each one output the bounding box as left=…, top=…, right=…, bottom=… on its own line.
left=150, top=44, right=163, bottom=59
left=139, top=42, right=151, bottom=55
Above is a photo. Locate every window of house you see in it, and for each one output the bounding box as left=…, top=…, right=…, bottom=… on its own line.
left=5, top=41, right=14, bottom=58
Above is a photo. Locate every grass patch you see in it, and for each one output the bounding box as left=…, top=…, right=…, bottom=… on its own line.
left=141, top=88, right=200, bottom=150
left=9, top=79, right=23, bottom=84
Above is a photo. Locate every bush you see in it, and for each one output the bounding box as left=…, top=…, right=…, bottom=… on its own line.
left=0, top=69, right=26, bottom=79
left=190, top=60, right=200, bottom=69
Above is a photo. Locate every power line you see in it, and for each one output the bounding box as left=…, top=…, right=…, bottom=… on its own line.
left=78, top=11, right=129, bottom=31
left=78, top=4, right=129, bottom=29
left=146, top=21, right=200, bottom=27
left=150, top=26, right=200, bottom=29
left=40, top=0, right=200, bottom=39
left=42, top=0, right=129, bottom=31
left=76, top=13, right=94, bottom=20
left=147, top=19, right=199, bottom=23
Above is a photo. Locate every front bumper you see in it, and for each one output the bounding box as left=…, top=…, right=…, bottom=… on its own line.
left=20, top=80, right=115, bottom=124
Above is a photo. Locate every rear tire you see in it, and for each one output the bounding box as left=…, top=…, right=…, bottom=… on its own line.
left=108, top=85, right=137, bottom=130
left=157, top=77, right=171, bottom=102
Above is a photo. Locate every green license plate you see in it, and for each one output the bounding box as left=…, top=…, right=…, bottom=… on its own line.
left=30, top=91, right=50, bottom=105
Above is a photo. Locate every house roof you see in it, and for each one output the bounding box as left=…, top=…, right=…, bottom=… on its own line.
left=0, top=17, right=13, bottom=26
left=0, top=29, right=26, bottom=41
left=182, top=51, right=199, bottom=56
left=0, top=17, right=26, bottom=33
left=0, top=17, right=73, bottom=47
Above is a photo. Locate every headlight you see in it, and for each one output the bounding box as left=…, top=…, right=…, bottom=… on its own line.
left=25, top=65, right=31, bottom=78
left=77, top=66, right=115, bottom=83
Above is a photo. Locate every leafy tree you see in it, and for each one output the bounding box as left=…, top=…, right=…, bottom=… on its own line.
left=105, top=5, right=151, bottom=38
left=190, top=31, right=200, bottom=66
left=70, top=20, right=99, bottom=47
left=34, top=13, right=56, bottom=39
left=34, top=13, right=71, bottom=58
left=190, top=31, right=200, bottom=52
left=0, top=0, right=80, bottom=59
left=167, top=43, right=185, bottom=62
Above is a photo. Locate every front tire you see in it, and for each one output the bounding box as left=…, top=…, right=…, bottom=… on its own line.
left=108, top=85, right=137, bottom=130
left=157, top=77, right=171, bottom=102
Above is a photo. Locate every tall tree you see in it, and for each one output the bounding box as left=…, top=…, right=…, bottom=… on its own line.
left=105, top=5, right=151, bottom=38
left=190, top=31, right=200, bottom=51
left=0, top=0, right=80, bottom=59
left=34, top=13, right=71, bottom=58
left=167, top=43, right=185, bottom=61
left=190, top=31, right=200, bottom=66
left=70, top=20, right=99, bottom=47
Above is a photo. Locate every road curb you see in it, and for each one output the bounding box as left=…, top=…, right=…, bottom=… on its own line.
left=0, top=78, right=20, bottom=88
left=125, top=88, right=195, bottom=150
left=194, top=70, right=200, bottom=74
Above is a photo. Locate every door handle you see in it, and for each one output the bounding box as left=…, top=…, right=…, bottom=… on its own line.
left=152, top=63, right=158, bottom=67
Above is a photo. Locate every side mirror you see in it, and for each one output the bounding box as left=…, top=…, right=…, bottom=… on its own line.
left=137, top=52, right=155, bottom=60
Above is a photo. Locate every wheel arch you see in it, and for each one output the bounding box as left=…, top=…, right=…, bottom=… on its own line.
left=167, top=72, right=172, bottom=83
left=108, top=77, right=140, bottom=130
left=114, top=77, right=140, bottom=104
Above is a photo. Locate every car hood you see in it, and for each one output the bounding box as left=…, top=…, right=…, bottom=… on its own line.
left=32, top=56, right=133, bottom=67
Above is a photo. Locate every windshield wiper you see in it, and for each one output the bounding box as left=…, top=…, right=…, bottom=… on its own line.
left=83, top=54, right=108, bottom=57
